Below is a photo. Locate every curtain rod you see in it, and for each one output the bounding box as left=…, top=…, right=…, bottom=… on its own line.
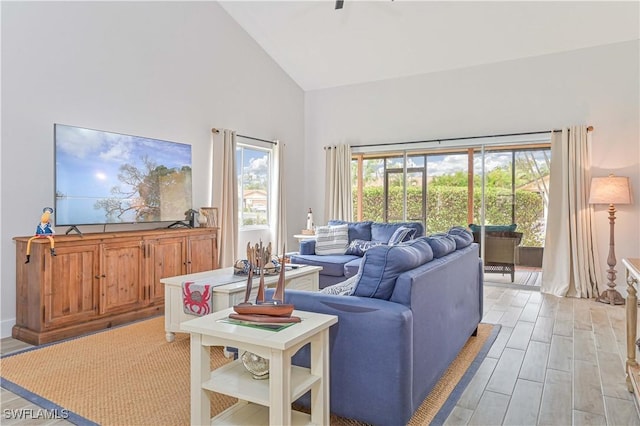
left=211, top=128, right=277, bottom=145
left=326, top=126, right=593, bottom=150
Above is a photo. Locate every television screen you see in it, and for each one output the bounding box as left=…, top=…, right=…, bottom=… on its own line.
left=54, top=124, right=193, bottom=226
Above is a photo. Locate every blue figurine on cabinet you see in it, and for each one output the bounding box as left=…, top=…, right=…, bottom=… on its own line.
left=25, top=207, right=56, bottom=263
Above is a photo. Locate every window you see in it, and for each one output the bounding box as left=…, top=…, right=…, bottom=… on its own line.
left=236, top=144, right=272, bottom=228
left=352, top=142, right=550, bottom=246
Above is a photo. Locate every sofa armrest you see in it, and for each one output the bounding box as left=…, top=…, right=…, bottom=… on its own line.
left=299, top=239, right=316, bottom=255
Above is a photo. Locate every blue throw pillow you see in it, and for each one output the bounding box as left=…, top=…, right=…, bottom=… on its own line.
left=425, top=233, right=457, bottom=258
left=345, top=239, right=385, bottom=256
left=352, top=237, right=434, bottom=300
left=387, top=226, right=416, bottom=245
left=447, top=226, right=474, bottom=249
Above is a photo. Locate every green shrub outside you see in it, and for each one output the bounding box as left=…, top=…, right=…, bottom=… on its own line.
left=354, top=186, right=544, bottom=247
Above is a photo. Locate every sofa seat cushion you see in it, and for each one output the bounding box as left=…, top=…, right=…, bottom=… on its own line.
left=315, top=224, right=349, bottom=255
left=353, top=237, right=434, bottom=300
left=425, top=233, right=457, bottom=258
left=371, top=222, right=425, bottom=243
left=289, top=254, right=359, bottom=277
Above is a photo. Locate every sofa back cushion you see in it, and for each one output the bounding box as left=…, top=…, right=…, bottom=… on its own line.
left=315, top=224, right=349, bottom=255
left=352, top=237, right=434, bottom=300
left=328, top=220, right=373, bottom=242
left=425, top=233, right=457, bottom=258
left=371, top=222, right=424, bottom=243
left=447, top=226, right=474, bottom=249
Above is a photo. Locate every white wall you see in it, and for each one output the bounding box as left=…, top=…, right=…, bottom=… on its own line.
left=304, top=41, right=640, bottom=291
left=0, top=2, right=306, bottom=337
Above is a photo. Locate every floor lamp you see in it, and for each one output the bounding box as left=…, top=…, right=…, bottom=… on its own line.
left=589, top=174, right=632, bottom=305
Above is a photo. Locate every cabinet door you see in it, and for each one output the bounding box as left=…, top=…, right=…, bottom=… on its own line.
left=187, top=232, right=218, bottom=273
left=148, top=237, right=186, bottom=303
left=100, top=240, right=145, bottom=314
left=44, top=243, right=100, bottom=328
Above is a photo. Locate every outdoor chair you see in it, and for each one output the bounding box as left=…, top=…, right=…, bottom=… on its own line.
left=472, top=230, right=523, bottom=282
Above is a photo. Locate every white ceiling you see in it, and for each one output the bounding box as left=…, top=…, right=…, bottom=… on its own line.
left=219, top=1, right=639, bottom=91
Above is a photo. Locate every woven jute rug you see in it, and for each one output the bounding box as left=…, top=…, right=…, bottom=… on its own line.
left=1, top=316, right=497, bottom=425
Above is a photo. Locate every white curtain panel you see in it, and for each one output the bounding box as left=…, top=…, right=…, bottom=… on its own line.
left=211, top=129, right=238, bottom=268
left=272, top=141, right=288, bottom=254
left=541, top=126, right=601, bottom=298
left=324, top=144, right=353, bottom=222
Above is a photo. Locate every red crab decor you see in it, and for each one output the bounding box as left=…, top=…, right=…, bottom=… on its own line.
left=182, top=281, right=213, bottom=316
left=230, top=241, right=300, bottom=324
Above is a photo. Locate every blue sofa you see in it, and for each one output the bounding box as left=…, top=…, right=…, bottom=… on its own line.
left=268, top=227, right=483, bottom=425
left=290, top=220, right=425, bottom=288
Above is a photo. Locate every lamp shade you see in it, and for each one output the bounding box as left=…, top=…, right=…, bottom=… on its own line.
left=589, top=175, right=632, bottom=205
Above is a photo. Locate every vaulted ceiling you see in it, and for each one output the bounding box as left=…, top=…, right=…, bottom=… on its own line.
left=219, top=1, right=639, bottom=91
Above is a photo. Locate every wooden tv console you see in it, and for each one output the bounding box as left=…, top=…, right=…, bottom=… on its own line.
left=13, top=227, right=218, bottom=345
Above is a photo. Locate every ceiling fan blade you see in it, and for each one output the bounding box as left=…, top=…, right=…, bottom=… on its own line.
left=335, top=0, right=344, bottom=10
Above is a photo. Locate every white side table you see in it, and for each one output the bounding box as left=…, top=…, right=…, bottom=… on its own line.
left=293, top=234, right=315, bottom=241
left=181, top=308, right=338, bottom=426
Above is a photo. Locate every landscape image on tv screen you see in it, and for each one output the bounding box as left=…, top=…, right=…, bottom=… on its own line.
left=55, top=124, right=193, bottom=226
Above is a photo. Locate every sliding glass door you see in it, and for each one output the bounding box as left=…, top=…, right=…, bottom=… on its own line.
left=352, top=139, right=550, bottom=283
left=424, top=153, right=469, bottom=234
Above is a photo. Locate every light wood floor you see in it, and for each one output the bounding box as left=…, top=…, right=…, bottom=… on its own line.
left=1, top=284, right=639, bottom=425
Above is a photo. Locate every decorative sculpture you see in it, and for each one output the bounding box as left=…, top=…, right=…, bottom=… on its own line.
left=25, top=207, right=56, bottom=264
left=231, top=241, right=300, bottom=323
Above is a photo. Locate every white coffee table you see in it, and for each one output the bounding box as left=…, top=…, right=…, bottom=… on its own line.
left=181, top=307, right=337, bottom=426
left=160, top=265, right=321, bottom=342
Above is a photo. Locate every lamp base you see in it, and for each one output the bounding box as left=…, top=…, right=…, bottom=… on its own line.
left=596, top=289, right=625, bottom=305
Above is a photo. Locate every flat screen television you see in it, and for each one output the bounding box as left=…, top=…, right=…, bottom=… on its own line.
left=54, top=124, right=193, bottom=227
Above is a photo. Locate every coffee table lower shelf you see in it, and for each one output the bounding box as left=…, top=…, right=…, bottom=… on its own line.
left=213, top=402, right=312, bottom=426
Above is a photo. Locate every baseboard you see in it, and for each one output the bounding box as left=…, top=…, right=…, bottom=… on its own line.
left=1, top=318, right=15, bottom=339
